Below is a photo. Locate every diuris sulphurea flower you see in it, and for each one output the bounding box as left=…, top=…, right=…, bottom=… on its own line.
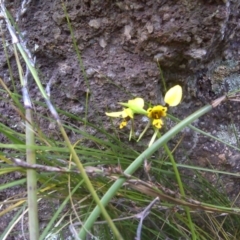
left=146, top=85, right=182, bottom=130
left=105, top=85, right=182, bottom=146
left=145, top=85, right=182, bottom=146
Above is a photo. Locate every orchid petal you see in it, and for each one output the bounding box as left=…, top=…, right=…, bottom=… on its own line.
left=105, top=110, right=128, bottom=118
left=164, top=85, right=182, bottom=106
left=124, top=108, right=134, bottom=118
left=128, top=98, right=144, bottom=108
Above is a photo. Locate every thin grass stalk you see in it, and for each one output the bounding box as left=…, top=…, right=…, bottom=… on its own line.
left=157, top=62, right=167, bottom=92
left=1, top=4, right=123, bottom=239
left=163, top=143, right=196, bottom=239
left=39, top=180, right=84, bottom=240
left=0, top=77, right=24, bottom=114
left=13, top=39, right=39, bottom=238
left=79, top=104, right=213, bottom=238
left=25, top=109, right=39, bottom=239
left=0, top=24, right=16, bottom=93
left=0, top=204, right=28, bottom=240
left=62, top=2, right=90, bottom=127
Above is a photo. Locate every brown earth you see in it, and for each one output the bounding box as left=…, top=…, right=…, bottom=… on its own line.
left=1, top=0, right=240, bottom=239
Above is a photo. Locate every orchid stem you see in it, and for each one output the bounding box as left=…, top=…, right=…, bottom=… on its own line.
left=137, top=122, right=151, bottom=142
left=148, top=128, right=158, bottom=147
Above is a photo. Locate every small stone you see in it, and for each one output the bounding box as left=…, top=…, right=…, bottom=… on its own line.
left=163, top=13, right=171, bottom=21
left=179, top=64, right=186, bottom=69
left=154, top=53, right=164, bottom=62
left=48, top=122, right=56, bottom=130
left=124, top=25, right=132, bottom=40
left=86, top=68, right=96, bottom=77
left=88, top=19, right=101, bottom=29
left=218, top=153, right=226, bottom=163
left=185, top=49, right=207, bottom=60
left=99, top=37, right=107, bottom=48
left=145, top=22, right=153, bottom=34
left=141, top=116, right=149, bottom=122
left=52, top=27, right=61, bottom=39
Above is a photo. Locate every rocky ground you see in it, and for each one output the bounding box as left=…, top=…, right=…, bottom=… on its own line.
left=1, top=0, right=240, bottom=239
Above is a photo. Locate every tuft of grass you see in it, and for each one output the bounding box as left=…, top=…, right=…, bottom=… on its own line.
left=0, top=2, right=240, bottom=240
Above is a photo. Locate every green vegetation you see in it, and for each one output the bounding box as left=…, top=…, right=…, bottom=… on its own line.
left=1, top=3, right=240, bottom=240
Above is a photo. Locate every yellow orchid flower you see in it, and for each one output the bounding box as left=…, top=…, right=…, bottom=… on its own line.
left=147, top=106, right=167, bottom=129
left=146, top=85, right=182, bottom=130
left=145, top=85, right=182, bottom=146
left=105, top=85, right=182, bottom=146
left=105, top=97, right=146, bottom=129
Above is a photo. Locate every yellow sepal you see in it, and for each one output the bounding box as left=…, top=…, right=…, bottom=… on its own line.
left=105, top=109, right=129, bottom=118
left=164, top=85, right=182, bottom=107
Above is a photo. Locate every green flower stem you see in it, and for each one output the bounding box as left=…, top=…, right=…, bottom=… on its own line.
left=129, top=119, right=134, bottom=141
left=79, top=104, right=212, bottom=239
left=137, top=121, right=150, bottom=142
left=148, top=128, right=158, bottom=147
left=163, top=143, right=196, bottom=240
